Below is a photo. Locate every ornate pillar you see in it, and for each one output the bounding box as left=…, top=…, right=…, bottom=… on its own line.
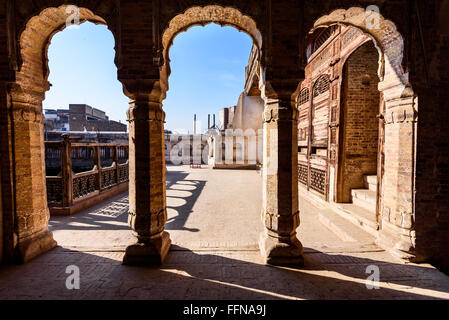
left=61, top=136, right=73, bottom=207
left=123, top=81, right=171, bottom=265
left=93, top=145, right=102, bottom=190
left=0, top=81, right=14, bottom=262
left=376, top=81, right=417, bottom=260
left=114, top=145, right=119, bottom=185
left=6, top=83, right=57, bottom=262
left=259, top=82, right=304, bottom=265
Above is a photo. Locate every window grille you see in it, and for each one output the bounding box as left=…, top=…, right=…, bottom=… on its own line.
left=313, top=75, right=330, bottom=98
left=299, top=88, right=310, bottom=105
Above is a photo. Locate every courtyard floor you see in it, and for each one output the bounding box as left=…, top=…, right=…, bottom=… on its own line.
left=0, top=165, right=448, bottom=299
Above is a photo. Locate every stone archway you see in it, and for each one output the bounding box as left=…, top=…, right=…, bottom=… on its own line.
left=123, top=4, right=305, bottom=266
left=309, top=8, right=417, bottom=260
left=159, top=5, right=263, bottom=99
left=4, top=5, right=122, bottom=263
left=312, top=7, right=409, bottom=93
left=17, top=6, right=110, bottom=91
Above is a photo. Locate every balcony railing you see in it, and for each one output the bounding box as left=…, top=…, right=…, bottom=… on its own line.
left=45, top=137, right=129, bottom=215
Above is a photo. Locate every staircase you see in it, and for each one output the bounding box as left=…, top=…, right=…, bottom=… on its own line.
left=331, top=175, right=379, bottom=236
left=351, top=175, right=377, bottom=213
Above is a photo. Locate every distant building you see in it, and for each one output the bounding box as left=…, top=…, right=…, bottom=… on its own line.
left=218, top=106, right=236, bottom=130
left=44, top=104, right=127, bottom=132
left=44, top=109, right=70, bottom=131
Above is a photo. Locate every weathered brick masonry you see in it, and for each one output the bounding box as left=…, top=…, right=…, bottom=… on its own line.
left=339, top=41, right=379, bottom=203
left=0, top=0, right=447, bottom=272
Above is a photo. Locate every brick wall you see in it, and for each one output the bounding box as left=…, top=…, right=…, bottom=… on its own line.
left=68, top=104, right=127, bottom=132
left=339, top=41, right=379, bottom=202
left=412, top=0, right=449, bottom=271
left=83, top=120, right=127, bottom=132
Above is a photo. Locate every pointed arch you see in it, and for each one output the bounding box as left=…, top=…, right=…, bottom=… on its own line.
left=160, top=5, right=263, bottom=99
left=17, top=5, right=119, bottom=92
left=311, top=7, right=409, bottom=95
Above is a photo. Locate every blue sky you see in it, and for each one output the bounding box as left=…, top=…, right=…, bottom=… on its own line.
left=43, top=22, right=253, bottom=133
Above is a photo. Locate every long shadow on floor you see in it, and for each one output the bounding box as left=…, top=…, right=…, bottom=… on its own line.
left=48, top=168, right=206, bottom=233
left=0, top=245, right=448, bottom=299
left=165, top=168, right=206, bottom=232
left=49, top=192, right=130, bottom=232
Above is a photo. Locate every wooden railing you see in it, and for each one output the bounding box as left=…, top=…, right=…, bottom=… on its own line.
left=45, top=137, right=129, bottom=215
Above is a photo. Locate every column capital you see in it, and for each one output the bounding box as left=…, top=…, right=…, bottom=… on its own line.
left=126, top=101, right=165, bottom=123
left=9, top=103, right=44, bottom=124
left=263, top=104, right=298, bottom=123
left=261, top=77, right=304, bottom=104
left=120, top=79, right=162, bottom=101
left=382, top=95, right=418, bottom=124
left=378, top=77, right=413, bottom=101
left=125, top=79, right=165, bottom=123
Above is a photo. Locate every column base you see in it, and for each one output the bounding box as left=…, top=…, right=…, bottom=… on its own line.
left=259, top=231, right=304, bottom=266
left=16, top=231, right=57, bottom=263
left=123, top=231, right=171, bottom=265
left=376, top=229, right=417, bottom=261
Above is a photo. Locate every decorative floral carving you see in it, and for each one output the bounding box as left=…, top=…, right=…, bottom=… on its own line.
left=11, top=105, right=43, bottom=123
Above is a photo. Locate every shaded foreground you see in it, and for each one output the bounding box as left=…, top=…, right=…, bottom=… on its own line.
left=0, top=166, right=448, bottom=299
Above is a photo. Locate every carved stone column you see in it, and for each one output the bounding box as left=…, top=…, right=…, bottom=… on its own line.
left=93, top=145, right=102, bottom=191
left=123, top=85, right=171, bottom=265
left=61, top=136, right=73, bottom=208
left=376, top=82, right=417, bottom=260
left=6, top=84, right=57, bottom=263
left=259, top=91, right=304, bottom=265
left=114, top=145, right=120, bottom=185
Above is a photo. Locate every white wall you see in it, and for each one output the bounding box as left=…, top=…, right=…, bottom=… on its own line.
left=233, top=93, right=264, bottom=131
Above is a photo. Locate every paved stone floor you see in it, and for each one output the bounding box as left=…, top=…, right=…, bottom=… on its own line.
left=1, top=165, right=449, bottom=299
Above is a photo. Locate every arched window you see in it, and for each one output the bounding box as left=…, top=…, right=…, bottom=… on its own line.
left=306, top=25, right=337, bottom=60
left=298, top=88, right=310, bottom=105
left=313, top=75, right=330, bottom=98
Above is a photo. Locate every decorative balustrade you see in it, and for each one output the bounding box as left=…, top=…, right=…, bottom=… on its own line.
left=298, top=162, right=309, bottom=186
left=45, top=137, right=129, bottom=215
left=118, top=164, right=129, bottom=183
left=46, top=176, right=63, bottom=203
left=73, top=169, right=98, bottom=200
left=298, top=159, right=327, bottom=198
left=101, top=166, right=117, bottom=190
left=310, top=167, right=326, bottom=195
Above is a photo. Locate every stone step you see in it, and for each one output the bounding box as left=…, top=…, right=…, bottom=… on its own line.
left=333, top=203, right=379, bottom=236
left=364, top=175, right=378, bottom=192
left=318, top=208, right=375, bottom=243
left=351, top=189, right=377, bottom=213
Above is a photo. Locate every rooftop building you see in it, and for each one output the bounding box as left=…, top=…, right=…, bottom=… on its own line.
left=44, top=104, right=127, bottom=133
